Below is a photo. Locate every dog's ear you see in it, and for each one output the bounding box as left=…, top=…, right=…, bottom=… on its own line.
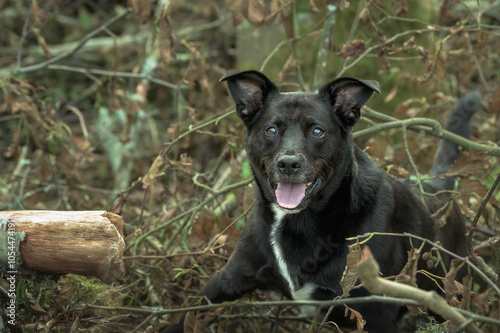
left=319, top=78, right=380, bottom=129
left=221, top=70, right=279, bottom=126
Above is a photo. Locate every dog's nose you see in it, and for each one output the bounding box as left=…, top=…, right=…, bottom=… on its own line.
left=277, top=155, right=301, bottom=175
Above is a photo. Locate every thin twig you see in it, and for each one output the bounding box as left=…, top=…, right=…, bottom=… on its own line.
left=15, top=8, right=133, bottom=74
left=348, top=231, right=500, bottom=295
left=401, top=124, right=425, bottom=202
left=291, top=2, right=306, bottom=91
left=42, top=64, right=180, bottom=89
left=358, top=107, right=500, bottom=156
left=336, top=28, right=438, bottom=77
left=83, top=296, right=500, bottom=327
left=358, top=248, right=482, bottom=333
left=128, top=177, right=253, bottom=256
left=16, top=8, right=31, bottom=70
left=466, top=172, right=500, bottom=283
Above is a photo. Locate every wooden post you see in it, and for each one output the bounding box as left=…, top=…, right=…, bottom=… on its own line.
left=0, top=211, right=125, bottom=283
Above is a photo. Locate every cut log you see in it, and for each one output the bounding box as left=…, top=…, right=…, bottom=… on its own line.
left=0, top=211, right=125, bottom=283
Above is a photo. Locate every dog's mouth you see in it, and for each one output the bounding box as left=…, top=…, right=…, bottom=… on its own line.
left=268, top=177, right=321, bottom=210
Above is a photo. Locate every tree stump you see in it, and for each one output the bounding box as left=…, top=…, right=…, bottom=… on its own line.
left=0, top=210, right=125, bottom=283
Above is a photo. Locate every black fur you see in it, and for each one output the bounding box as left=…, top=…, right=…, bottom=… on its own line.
left=164, top=71, right=473, bottom=332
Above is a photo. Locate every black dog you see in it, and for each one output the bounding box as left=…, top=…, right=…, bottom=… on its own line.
left=165, top=70, right=475, bottom=332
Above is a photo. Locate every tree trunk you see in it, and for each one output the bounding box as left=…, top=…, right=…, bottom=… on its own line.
left=0, top=210, right=125, bottom=283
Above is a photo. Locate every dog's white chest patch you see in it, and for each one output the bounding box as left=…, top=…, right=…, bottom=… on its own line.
left=270, top=205, right=294, bottom=294
left=270, top=204, right=317, bottom=301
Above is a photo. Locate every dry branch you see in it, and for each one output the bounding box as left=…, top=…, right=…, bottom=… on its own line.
left=0, top=210, right=125, bottom=283
left=358, top=246, right=482, bottom=333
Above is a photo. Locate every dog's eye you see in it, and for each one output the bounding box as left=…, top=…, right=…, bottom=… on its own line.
left=265, top=126, right=277, bottom=136
left=312, top=127, right=325, bottom=137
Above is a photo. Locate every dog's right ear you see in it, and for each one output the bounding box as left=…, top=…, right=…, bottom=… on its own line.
left=221, top=70, right=279, bottom=126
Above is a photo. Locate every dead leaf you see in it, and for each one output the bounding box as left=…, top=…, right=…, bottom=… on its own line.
left=443, top=259, right=464, bottom=303
left=30, top=1, right=48, bottom=25
left=142, top=155, right=164, bottom=189
left=417, top=60, right=435, bottom=83
left=184, top=307, right=225, bottom=333
left=340, top=243, right=362, bottom=296
left=416, top=45, right=428, bottom=63
left=431, top=200, right=453, bottom=230
left=225, top=0, right=245, bottom=26
left=384, top=85, right=398, bottom=103
left=395, top=0, right=408, bottom=16
left=270, top=0, right=293, bottom=37
left=244, top=0, right=267, bottom=25
left=344, top=305, right=367, bottom=333
left=338, top=40, right=366, bottom=58
left=435, top=54, right=447, bottom=78
left=128, top=0, right=151, bottom=23
left=159, top=12, right=175, bottom=64
left=3, top=126, right=21, bottom=159
left=308, top=0, right=319, bottom=11
left=385, top=163, right=410, bottom=178
left=487, top=87, right=500, bottom=114
left=395, top=248, right=421, bottom=287
left=458, top=178, right=489, bottom=198
left=471, top=289, right=493, bottom=315
left=447, top=151, right=491, bottom=179
left=35, top=32, right=52, bottom=57
left=461, top=274, right=473, bottom=311
left=336, top=0, right=351, bottom=11
left=277, top=54, right=299, bottom=82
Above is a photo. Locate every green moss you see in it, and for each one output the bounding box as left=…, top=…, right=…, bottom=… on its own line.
left=53, top=274, right=125, bottom=313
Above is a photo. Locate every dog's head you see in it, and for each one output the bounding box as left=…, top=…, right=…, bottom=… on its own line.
left=221, top=70, right=380, bottom=213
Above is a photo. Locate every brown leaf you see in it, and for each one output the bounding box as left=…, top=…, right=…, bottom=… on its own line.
left=30, top=2, right=48, bottom=25
left=225, top=0, right=245, bottom=26
left=488, top=87, right=500, bottom=114
left=338, top=40, right=365, bottom=58
left=336, top=0, right=352, bottom=10
left=271, top=0, right=294, bottom=38
left=245, top=0, right=267, bottom=25
left=159, top=13, right=175, bottom=64
left=170, top=153, right=194, bottom=175
left=458, top=178, right=489, bottom=198
left=435, top=54, right=447, bottom=78
left=3, top=127, right=21, bottom=159
left=461, top=274, right=473, bottom=311
left=142, top=155, right=164, bottom=189
left=447, top=151, right=491, bottom=178
left=416, top=45, right=428, bottom=63
left=471, top=289, right=493, bottom=315
left=395, top=0, right=408, bottom=16
left=417, top=60, right=435, bottom=83
left=395, top=248, right=421, bottom=287
left=270, top=0, right=292, bottom=24
left=431, top=200, right=453, bottom=230
left=384, top=85, right=398, bottom=103
left=35, top=33, right=52, bottom=57
left=344, top=305, right=367, bottom=333
left=128, top=0, right=151, bottom=23
left=277, top=54, right=299, bottom=82
left=443, top=259, right=464, bottom=303
left=184, top=307, right=225, bottom=333
left=340, top=243, right=362, bottom=296
left=308, top=0, right=319, bottom=11
left=459, top=203, right=479, bottom=222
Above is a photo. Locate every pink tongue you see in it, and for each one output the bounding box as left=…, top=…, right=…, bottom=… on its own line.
left=276, top=183, right=306, bottom=209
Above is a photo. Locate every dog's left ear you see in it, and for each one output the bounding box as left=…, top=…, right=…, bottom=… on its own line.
left=319, top=78, right=380, bottom=128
